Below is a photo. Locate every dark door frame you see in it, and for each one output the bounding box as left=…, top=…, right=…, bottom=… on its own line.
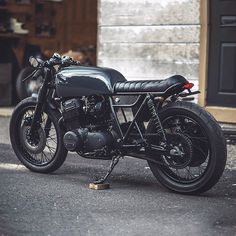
left=199, top=0, right=236, bottom=123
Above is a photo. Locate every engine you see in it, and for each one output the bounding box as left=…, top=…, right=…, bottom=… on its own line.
left=61, top=96, right=118, bottom=159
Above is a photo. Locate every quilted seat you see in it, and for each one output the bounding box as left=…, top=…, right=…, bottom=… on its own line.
left=113, top=75, right=188, bottom=94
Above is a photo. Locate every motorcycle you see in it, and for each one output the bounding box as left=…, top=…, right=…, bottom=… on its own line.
left=10, top=53, right=227, bottom=194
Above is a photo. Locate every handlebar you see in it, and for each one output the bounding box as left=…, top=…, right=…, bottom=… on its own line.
left=23, top=53, right=81, bottom=82
left=45, top=53, right=81, bottom=67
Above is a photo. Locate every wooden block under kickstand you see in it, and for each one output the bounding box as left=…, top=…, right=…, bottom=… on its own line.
left=89, top=183, right=110, bottom=190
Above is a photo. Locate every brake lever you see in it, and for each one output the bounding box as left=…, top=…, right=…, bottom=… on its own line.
left=32, top=69, right=43, bottom=80
left=22, top=68, right=43, bottom=82
left=22, top=69, right=37, bottom=82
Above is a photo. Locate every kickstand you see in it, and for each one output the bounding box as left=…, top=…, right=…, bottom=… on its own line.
left=93, top=155, right=121, bottom=185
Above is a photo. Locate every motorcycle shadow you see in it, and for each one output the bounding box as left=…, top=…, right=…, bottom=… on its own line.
left=41, top=154, right=236, bottom=198
left=52, top=156, right=163, bottom=190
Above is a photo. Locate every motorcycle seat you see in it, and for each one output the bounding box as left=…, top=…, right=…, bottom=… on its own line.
left=113, top=75, right=188, bottom=95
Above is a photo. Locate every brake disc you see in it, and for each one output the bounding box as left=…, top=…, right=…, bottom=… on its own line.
left=21, top=124, right=46, bottom=154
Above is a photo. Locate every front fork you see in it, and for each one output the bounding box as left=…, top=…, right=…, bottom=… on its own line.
left=29, top=68, right=51, bottom=138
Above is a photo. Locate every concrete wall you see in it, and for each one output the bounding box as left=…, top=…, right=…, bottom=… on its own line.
left=97, top=0, right=200, bottom=85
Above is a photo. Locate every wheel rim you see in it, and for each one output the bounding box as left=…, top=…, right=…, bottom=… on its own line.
left=16, top=106, right=58, bottom=166
left=151, top=115, right=211, bottom=184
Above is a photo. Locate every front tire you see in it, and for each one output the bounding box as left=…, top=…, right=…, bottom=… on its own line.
left=10, top=97, right=68, bottom=173
left=147, top=101, right=227, bottom=194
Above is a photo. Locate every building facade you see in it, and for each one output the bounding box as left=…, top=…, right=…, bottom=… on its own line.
left=97, top=0, right=236, bottom=123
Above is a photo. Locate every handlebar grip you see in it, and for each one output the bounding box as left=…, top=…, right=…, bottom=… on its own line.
left=45, top=53, right=81, bottom=67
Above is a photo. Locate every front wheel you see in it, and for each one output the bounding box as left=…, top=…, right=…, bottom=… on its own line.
left=147, top=101, right=227, bottom=194
left=10, top=97, right=68, bottom=173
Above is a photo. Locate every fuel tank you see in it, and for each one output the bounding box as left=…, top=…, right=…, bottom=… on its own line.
left=55, top=66, right=126, bottom=97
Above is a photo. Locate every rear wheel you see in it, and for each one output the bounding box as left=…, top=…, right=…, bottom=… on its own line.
left=10, top=97, right=68, bottom=173
left=147, top=101, right=227, bottom=194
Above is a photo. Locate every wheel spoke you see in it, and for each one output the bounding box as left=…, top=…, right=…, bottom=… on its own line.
left=182, top=122, right=195, bottom=133
left=185, top=167, right=195, bottom=180
left=47, top=136, right=57, bottom=144
left=192, top=144, right=208, bottom=159
left=18, top=107, right=58, bottom=166
left=42, top=151, right=50, bottom=163
left=156, top=114, right=211, bottom=183
left=187, top=136, right=208, bottom=143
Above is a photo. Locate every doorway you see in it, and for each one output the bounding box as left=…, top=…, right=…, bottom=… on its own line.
left=199, top=0, right=236, bottom=123
left=207, top=0, right=236, bottom=107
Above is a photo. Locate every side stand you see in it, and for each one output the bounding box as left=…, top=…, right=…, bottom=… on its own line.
left=89, top=155, right=121, bottom=190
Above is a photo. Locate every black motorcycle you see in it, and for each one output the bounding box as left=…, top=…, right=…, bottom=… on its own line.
left=10, top=53, right=227, bottom=194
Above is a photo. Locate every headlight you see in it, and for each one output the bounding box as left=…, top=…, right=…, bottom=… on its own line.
left=29, top=57, right=39, bottom=68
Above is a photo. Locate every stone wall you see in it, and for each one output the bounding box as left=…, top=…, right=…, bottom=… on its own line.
left=97, top=0, right=200, bottom=85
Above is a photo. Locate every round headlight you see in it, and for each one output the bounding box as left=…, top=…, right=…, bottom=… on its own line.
left=29, top=57, right=39, bottom=68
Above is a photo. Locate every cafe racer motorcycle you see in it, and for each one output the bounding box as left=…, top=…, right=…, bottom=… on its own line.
left=10, top=53, right=227, bottom=194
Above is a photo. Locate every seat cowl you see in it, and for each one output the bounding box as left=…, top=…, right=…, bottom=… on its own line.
left=113, top=75, right=188, bottom=95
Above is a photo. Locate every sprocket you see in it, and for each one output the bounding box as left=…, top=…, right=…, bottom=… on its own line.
left=163, top=133, right=193, bottom=169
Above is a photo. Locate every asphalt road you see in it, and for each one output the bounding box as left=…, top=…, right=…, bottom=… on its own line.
left=0, top=117, right=236, bottom=236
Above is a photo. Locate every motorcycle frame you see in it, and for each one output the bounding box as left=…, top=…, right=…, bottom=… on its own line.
left=29, top=67, right=196, bottom=164
left=108, top=94, right=168, bottom=157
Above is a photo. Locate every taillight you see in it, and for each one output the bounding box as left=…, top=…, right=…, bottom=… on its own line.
left=183, top=83, right=194, bottom=89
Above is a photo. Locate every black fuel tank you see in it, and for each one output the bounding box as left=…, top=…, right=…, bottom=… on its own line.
left=55, top=66, right=126, bottom=97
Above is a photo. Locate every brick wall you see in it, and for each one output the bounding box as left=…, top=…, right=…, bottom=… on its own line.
left=97, top=0, right=200, bottom=85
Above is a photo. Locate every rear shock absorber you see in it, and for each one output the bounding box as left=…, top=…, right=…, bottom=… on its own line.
left=147, top=94, right=167, bottom=142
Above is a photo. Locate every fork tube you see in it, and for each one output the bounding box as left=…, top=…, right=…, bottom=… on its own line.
left=30, top=69, right=50, bottom=135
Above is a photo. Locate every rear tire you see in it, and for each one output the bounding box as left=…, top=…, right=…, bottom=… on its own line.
left=10, top=97, right=68, bottom=173
left=147, top=101, right=227, bottom=194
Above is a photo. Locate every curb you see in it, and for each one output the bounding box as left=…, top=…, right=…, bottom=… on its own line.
left=0, top=107, right=13, bottom=117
